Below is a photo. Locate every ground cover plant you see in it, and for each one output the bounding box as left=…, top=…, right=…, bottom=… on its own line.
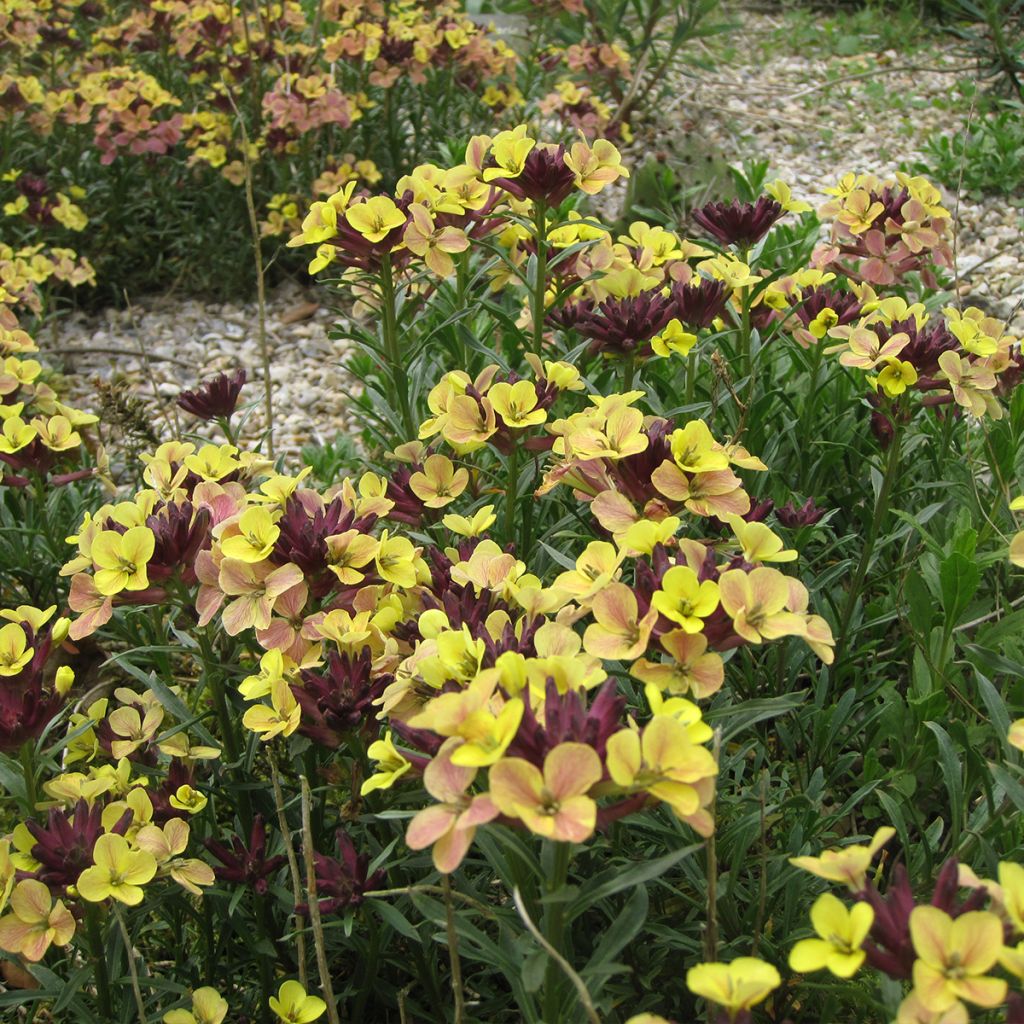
left=3, top=3, right=1024, bottom=1024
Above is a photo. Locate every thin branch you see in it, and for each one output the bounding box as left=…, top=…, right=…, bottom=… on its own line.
left=269, top=749, right=308, bottom=988
left=510, top=887, right=601, bottom=1024
left=300, top=776, right=341, bottom=1024
left=113, top=904, right=150, bottom=1024
left=442, top=876, right=465, bottom=1024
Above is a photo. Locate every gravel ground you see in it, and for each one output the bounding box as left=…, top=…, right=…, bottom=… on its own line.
left=46, top=5, right=1023, bottom=465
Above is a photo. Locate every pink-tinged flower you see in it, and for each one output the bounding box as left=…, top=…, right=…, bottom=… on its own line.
left=582, top=582, right=658, bottom=660
left=67, top=572, right=114, bottom=640
left=606, top=716, right=717, bottom=824
left=194, top=549, right=224, bottom=627
left=219, top=560, right=305, bottom=635
left=0, top=879, right=75, bottom=961
left=406, top=739, right=499, bottom=873
left=717, top=568, right=806, bottom=644
left=489, top=742, right=602, bottom=842
left=630, top=630, right=724, bottom=698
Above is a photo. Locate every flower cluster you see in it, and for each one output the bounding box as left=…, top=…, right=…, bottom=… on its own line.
left=787, top=829, right=1024, bottom=1024
left=0, top=314, right=99, bottom=488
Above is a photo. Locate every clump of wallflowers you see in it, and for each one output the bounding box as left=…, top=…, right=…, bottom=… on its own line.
left=0, top=314, right=100, bottom=489
left=784, top=828, right=1024, bottom=1023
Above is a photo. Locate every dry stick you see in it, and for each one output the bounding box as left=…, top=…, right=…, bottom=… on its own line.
left=300, top=776, right=341, bottom=1024
left=442, top=876, right=465, bottom=1024
left=365, top=885, right=498, bottom=920
left=224, top=84, right=275, bottom=460
left=58, top=346, right=193, bottom=368
left=269, top=750, right=308, bottom=988
left=783, top=62, right=966, bottom=102
left=113, top=904, right=150, bottom=1024
left=510, top=887, right=601, bottom=1024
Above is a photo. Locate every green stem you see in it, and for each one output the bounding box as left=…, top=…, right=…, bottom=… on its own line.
left=379, top=255, right=416, bottom=441
left=685, top=350, right=697, bottom=406
left=19, top=741, right=36, bottom=812
left=531, top=202, right=548, bottom=357
left=835, top=424, right=903, bottom=666
left=84, top=904, right=113, bottom=1019
left=622, top=354, right=636, bottom=393
left=542, top=841, right=571, bottom=1023
left=504, top=444, right=521, bottom=549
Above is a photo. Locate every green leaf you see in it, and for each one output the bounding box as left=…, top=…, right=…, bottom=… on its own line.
left=567, top=843, right=700, bottom=920
left=939, top=552, right=980, bottom=631
left=924, top=722, right=964, bottom=849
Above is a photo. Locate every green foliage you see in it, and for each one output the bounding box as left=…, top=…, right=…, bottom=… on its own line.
left=918, top=106, right=1024, bottom=194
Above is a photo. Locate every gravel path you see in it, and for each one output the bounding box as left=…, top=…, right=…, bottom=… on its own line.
left=47, top=4, right=1023, bottom=466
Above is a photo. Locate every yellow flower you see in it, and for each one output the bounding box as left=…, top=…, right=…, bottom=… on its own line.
left=488, top=380, right=546, bottom=429
left=169, top=784, right=208, bottom=814
left=789, top=893, right=874, bottom=977
left=163, top=986, right=229, bottom=1024
left=651, top=566, right=720, bottom=633
left=374, top=529, right=421, bottom=589
left=84, top=525, right=154, bottom=596
left=668, top=420, right=729, bottom=473
left=242, top=676, right=301, bottom=742
left=765, top=179, right=812, bottom=213
left=77, top=833, right=158, bottom=906
left=482, top=125, right=535, bottom=181
left=874, top=359, right=918, bottom=398
left=0, top=879, right=75, bottom=961
left=269, top=980, right=327, bottom=1023
left=221, top=506, right=280, bottom=562
left=409, top=454, right=469, bottom=508
left=726, top=514, right=797, bottom=563
left=0, top=621, right=32, bottom=676
left=583, top=582, right=658, bottom=660
left=910, top=907, right=1006, bottom=1012
left=686, top=958, right=780, bottom=1018
left=564, top=138, right=629, bottom=195
left=651, top=318, right=698, bottom=358
left=789, top=826, right=895, bottom=891
left=442, top=504, right=497, bottom=537
left=345, top=196, right=406, bottom=242
left=361, top=731, right=411, bottom=795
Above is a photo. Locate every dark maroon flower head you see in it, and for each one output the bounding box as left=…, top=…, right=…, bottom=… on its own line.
left=776, top=497, right=826, bottom=528
left=146, top=502, right=211, bottom=583
left=149, top=760, right=196, bottom=825
left=272, top=494, right=374, bottom=593
left=1008, top=993, right=1024, bottom=1024
left=385, top=465, right=427, bottom=526
left=26, top=798, right=132, bottom=892
left=572, top=290, right=678, bottom=357
left=671, top=277, right=729, bottom=329
left=297, top=829, right=386, bottom=917
left=293, top=650, right=387, bottom=748
left=892, top=317, right=958, bottom=378
left=205, top=814, right=286, bottom=894
left=176, top=369, right=246, bottom=420
left=507, top=678, right=626, bottom=765
left=691, top=196, right=784, bottom=248
left=487, top=143, right=576, bottom=206
left=793, top=286, right=862, bottom=331
left=0, top=622, right=67, bottom=753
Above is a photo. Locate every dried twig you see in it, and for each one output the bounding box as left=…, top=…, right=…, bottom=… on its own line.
left=510, top=887, right=601, bottom=1024
left=301, top=776, right=341, bottom=1024
left=270, top=750, right=308, bottom=988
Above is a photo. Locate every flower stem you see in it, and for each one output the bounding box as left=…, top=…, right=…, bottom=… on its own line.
left=542, top=840, right=571, bottom=1023
left=531, top=202, right=548, bottom=357
left=379, top=255, right=416, bottom=441
left=84, top=904, right=113, bottom=1019
left=622, top=353, right=636, bottom=393
left=504, top=443, right=520, bottom=548
left=19, top=741, right=36, bottom=812
left=835, top=424, right=903, bottom=667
